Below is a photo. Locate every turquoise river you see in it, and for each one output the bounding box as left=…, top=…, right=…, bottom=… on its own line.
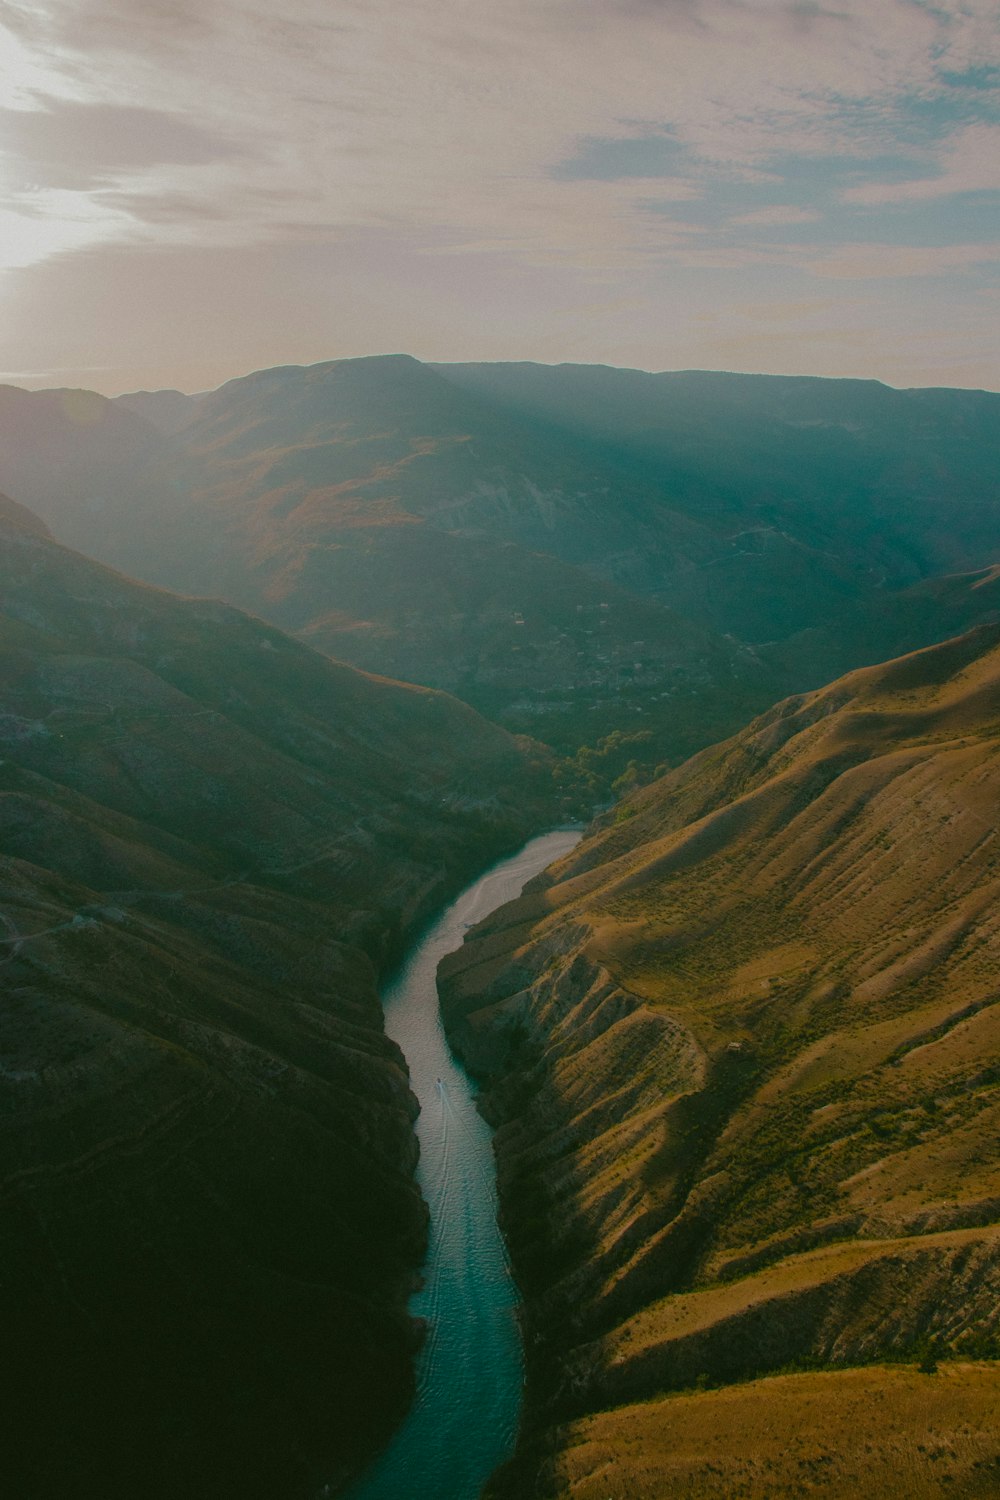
left=344, top=829, right=581, bottom=1500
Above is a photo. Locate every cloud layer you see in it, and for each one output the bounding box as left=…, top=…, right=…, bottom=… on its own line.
left=0, top=0, right=997, bottom=389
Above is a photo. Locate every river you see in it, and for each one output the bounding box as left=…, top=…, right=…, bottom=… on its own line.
left=344, top=829, right=582, bottom=1500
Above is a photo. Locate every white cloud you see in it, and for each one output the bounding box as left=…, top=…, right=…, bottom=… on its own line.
left=0, top=193, right=134, bottom=272
left=0, top=17, right=67, bottom=105
left=842, top=124, right=1000, bottom=204
left=0, top=0, right=998, bottom=390
left=808, top=241, right=1000, bottom=279
left=0, top=0, right=989, bottom=271
left=729, top=205, right=823, bottom=226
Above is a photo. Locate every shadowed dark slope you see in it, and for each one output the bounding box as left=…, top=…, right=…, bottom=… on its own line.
left=0, top=492, right=553, bottom=1500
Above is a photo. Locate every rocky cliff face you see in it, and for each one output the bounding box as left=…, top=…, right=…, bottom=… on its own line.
left=439, top=623, right=1000, bottom=1498
left=0, top=493, right=554, bottom=1499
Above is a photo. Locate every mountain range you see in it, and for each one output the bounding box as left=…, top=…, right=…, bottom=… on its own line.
left=3, top=356, right=999, bottom=776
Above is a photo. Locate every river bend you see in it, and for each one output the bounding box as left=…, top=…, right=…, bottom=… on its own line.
left=346, top=830, right=581, bottom=1500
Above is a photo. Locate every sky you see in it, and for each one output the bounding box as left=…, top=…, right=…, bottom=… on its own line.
left=0, top=0, right=998, bottom=394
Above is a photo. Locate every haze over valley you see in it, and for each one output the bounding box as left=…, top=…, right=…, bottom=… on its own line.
left=6, top=355, right=1000, bottom=786
left=2, top=0, right=999, bottom=1492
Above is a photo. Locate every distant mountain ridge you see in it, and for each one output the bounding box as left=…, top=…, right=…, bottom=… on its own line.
left=115, top=386, right=205, bottom=433
left=2, top=355, right=999, bottom=772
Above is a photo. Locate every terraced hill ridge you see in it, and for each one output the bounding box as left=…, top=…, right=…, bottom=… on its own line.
left=438, top=622, right=1000, bottom=1498
left=0, top=492, right=554, bottom=1500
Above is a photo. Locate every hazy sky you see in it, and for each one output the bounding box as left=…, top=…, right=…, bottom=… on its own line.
left=1, top=0, right=998, bottom=393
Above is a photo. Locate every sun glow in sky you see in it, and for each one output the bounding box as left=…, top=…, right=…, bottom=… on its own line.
left=0, top=0, right=998, bottom=393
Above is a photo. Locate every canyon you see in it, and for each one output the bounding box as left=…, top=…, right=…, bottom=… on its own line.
left=1, top=356, right=998, bottom=1497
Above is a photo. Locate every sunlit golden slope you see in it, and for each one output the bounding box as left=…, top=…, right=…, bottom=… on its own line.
left=440, top=622, right=1000, bottom=1498
left=553, top=1363, right=1000, bottom=1498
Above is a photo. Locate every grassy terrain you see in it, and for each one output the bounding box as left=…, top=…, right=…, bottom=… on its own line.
left=554, top=1364, right=1000, bottom=1498
left=438, top=622, right=1000, bottom=1497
